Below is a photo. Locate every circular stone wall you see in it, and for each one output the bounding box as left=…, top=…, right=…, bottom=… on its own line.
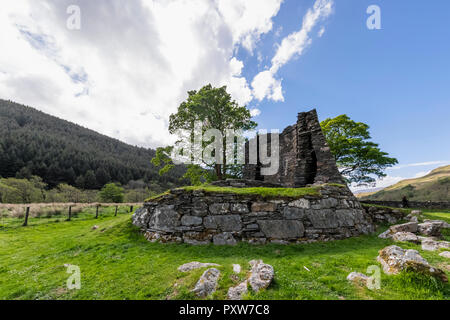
left=132, top=184, right=375, bottom=245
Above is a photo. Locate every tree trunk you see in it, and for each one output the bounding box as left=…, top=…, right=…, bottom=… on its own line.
left=215, top=164, right=223, bottom=180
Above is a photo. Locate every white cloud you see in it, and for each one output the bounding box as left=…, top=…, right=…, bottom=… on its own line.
left=389, top=161, right=449, bottom=170
left=0, top=0, right=282, bottom=148
left=251, top=0, right=333, bottom=102
left=318, top=27, right=326, bottom=37
left=216, top=0, right=283, bottom=53
left=250, top=108, right=261, bottom=117
left=251, top=70, right=284, bottom=102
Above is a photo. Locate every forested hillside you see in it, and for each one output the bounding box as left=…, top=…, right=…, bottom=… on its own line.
left=0, top=99, right=186, bottom=189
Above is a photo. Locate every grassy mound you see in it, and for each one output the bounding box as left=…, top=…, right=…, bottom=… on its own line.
left=0, top=209, right=449, bottom=300
left=145, top=184, right=347, bottom=202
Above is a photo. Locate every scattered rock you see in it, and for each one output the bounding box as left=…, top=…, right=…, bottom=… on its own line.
left=248, top=260, right=274, bottom=292
left=178, top=262, right=220, bottom=272
left=423, top=219, right=450, bottom=229
left=233, top=264, right=241, bottom=274
left=192, top=268, right=221, bottom=298
left=409, top=216, right=419, bottom=223
left=392, top=232, right=420, bottom=244
left=378, top=229, right=392, bottom=239
left=389, top=222, right=418, bottom=234
left=421, top=239, right=450, bottom=252
left=377, top=245, right=447, bottom=282
left=346, top=272, right=369, bottom=286
left=418, top=222, right=443, bottom=237
left=227, top=281, right=248, bottom=300
left=439, top=251, right=450, bottom=259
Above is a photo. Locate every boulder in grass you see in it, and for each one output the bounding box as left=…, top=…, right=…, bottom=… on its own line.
left=377, top=245, right=447, bottom=282
left=346, top=272, right=369, bottom=286
left=378, top=229, right=393, bottom=239
left=227, top=281, right=248, bottom=300
left=248, top=260, right=274, bottom=292
left=392, top=232, right=420, bottom=244
left=389, top=222, right=418, bottom=234
left=178, top=262, right=220, bottom=272
left=418, top=222, right=443, bottom=237
left=439, top=251, right=450, bottom=259
left=192, top=268, right=220, bottom=297
left=421, top=239, right=450, bottom=252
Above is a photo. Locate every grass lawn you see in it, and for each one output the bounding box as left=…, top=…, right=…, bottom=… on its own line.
left=0, top=209, right=449, bottom=300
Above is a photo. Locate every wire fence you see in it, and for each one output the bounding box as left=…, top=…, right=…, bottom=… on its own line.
left=0, top=203, right=142, bottom=228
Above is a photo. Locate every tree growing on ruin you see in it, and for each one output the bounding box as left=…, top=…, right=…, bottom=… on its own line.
left=321, top=114, right=398, bottom=185
left=153, top=84, right=257, bottom=182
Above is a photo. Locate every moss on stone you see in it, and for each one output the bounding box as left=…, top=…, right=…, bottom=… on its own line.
left=144, top=185, right=331, bottom=202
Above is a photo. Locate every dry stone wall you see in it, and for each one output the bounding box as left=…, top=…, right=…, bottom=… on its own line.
left=132, top=185, right=375, bottom=245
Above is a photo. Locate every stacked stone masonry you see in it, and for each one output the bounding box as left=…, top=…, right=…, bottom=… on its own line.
left=243, top=109, right=345, bottom=187
left=132, top=185, right=376, bottom=245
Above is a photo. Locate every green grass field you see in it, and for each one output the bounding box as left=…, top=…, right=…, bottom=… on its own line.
left=0, top=208, right=449, bottom=300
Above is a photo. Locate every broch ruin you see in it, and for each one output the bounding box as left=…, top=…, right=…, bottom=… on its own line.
left=132, top=109, right=378, bottom=244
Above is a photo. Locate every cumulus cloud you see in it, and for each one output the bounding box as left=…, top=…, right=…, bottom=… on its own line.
left=0, top=0, right=282, bottom=148
left=251, top=0, right=333, bottom=102
left=250, top=108, right=261, bottom=117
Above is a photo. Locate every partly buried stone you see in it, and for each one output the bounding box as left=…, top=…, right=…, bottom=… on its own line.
left=378, top=229, right=393, bottom=239
left=423, top=219, right=450, bottom=229
left=233, top=264, right=241, bottom=274
left=421, top=239, right=450, bottom=252
left=418, top=221, right=446, bottom=237
left=392, top=232, right=420, bottom=244
left=178, top=262, right=221, bottom=272
left=192, top=268, right=221, bottom=298
left=227, top=281, right=248, bottom=300
left=439, top=251, right=450, bottom=259
left=258, top=220, right=304, bottom=239
left=346, top=272, right=369, bottom=286
left=248, top=260, right=274, bottom=292
left=389, top=222, right=418, bottom=234
left=213, top=233, right=237, bottom=246
left=377, top=245, right=447, bottom=282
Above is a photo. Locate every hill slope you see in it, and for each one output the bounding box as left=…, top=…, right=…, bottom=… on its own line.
left=0, top=99, right=186, bottom=189
left=362, top=165, right=450, bottom=201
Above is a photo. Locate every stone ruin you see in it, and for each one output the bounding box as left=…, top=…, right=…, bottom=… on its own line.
left=132, top=109, right=377, bottom=244
left=243, top=109, right=344, bottom=187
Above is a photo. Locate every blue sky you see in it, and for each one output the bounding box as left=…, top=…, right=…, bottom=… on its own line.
left=237, top=0, right=450, bottom=187
left=0, top=0, right=449, bottom=189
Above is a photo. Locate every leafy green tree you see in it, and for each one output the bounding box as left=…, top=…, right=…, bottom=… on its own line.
left=99, top=183, right=124, bottom=203
left=0, top=178, right=43, bottom=203
left=321, top=115, right=398, bottom=185
left=153, top=84, right=257, bottom=181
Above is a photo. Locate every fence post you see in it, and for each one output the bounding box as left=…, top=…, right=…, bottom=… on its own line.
left=115, top=205, right=118, bottom=217
left=129, top=205, right=134, bottom=213
left=95, top=205, right=99, bottom=219
left=67, top=206, right=72, bottom=221
left=22, top=207, right=30, bottom=226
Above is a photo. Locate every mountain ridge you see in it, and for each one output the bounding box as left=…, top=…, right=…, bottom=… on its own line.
left=0, top=99, right=186, bottom=190
left=361, top=165, right=450, bottom=201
